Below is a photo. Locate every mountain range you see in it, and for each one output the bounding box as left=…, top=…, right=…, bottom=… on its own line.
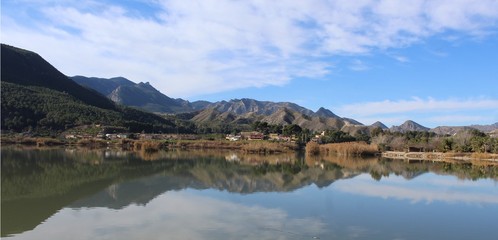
left=71, top=75, right=376, bottom=132
left=2, top=44, right=497, bottom=135
left=73, top=74, right=498, bottom=134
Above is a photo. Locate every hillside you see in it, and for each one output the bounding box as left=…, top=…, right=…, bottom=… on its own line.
left=71, top=76, right=135, bottom=95
left=70, top=77, right=361, bottom=132
left=1, top=45, right=116, bottom=110
left=1, top=44, right=177, bottom=133
left=72, top=76, right=192, bottom=113
left=209, top=98, right=316, bottom=116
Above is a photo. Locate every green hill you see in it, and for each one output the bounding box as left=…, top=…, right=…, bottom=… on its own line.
left=1, top=44, right=176, bottom=133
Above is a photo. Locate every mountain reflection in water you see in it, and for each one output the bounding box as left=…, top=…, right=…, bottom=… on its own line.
left=2, top=147, right=497, bottom=239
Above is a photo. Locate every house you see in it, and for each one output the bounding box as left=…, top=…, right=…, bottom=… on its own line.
left=225, top=134, right=241, bottom=141
left=240, top=131, right=253, bottom=140
left=64, top=134, right=76, bottom=139
left=249, top=132, right=264, bottom=140
left=269, top=133, right=282, bottom=141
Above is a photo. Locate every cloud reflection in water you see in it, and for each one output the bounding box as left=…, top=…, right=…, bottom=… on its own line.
left=13, top=192, right=325, bottom=240
left=334, top=173, right=498, bottom=205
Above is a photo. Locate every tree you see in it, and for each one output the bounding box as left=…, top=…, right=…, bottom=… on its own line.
left=283, top=124, right=302, bottom=136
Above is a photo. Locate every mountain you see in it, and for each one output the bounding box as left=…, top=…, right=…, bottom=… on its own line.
left=71, top=77, right=363, bottom=131
left=208, top=98, right=315, bottom=116
left=371, top=121, right=388, bottom=130
left=390, top=120, right=429, bottom=133
left=71, top=76, right=135, bottom=95
left=469, top=122, right=498, bottom=133
left=342, top=117, right=363, bottom=125
left=431, top=122, right=498, bottom=135
left=430, top=126, right=472, bottom=135
left=188, top=99, right=357, bottom=131
left=314, top=107, right=339, bottom=118
left=1, top=44, right=176, bottom=133
left=190, top=100, right=212, bottom=110
left=72, top=76, right=193, bottom=113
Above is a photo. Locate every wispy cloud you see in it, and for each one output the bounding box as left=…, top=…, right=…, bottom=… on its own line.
left=349, top=59, right=370, bottom=71
left=335, top=97, right=498, bottom=127
left=393, top=55, right=409, bottom=63
left=338, top=97, right=498, bottom=116
left=2, top=0, right=498, bottom=97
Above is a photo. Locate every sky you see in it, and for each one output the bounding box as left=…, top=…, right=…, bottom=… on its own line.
left=2, top=0, right=498, bottom=128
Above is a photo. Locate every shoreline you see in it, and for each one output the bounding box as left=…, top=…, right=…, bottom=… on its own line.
left=0, top=137, right=300, bottom=154
left=2, top=136, right=498, bottom=164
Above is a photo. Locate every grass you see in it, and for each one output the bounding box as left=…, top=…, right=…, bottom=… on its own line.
left=133, top=140, right=163, bottom=153
left=35, top=138, right=64, bottom=147
left=307, top=141, right=379, bottom=157
left=76, top=139, right=108, bottom=148
left=241, top=141, right=297, bottom=154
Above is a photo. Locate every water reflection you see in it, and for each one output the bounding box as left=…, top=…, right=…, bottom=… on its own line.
left=10, top=192, right=325, bottom=240
left=2, top=147, right=497, bottom=239
left=335, top=174, right=498, bottom=204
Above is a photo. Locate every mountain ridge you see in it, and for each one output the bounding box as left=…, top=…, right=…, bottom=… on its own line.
left=390, top=120, right=430, bottom=133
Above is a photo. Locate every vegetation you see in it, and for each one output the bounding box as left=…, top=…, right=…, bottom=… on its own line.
left=307, top=141, right=378, bottom=157
left=1, top=44, right=179, bottom=135
left=0, top=82, right=178, bottom=134
left=241, top=141, right=298, bottom=153
left=371, top=129, right=498, bottom=153
left=320, top=129, right=356, bottom=143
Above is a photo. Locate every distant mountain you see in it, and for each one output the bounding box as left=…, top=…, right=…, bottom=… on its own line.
left=72, top=76, right=365, bottom=131
left=71, top=76, right=135, bottom=95
left=190, top=99, right=360, bottom=131
left=469, top=122, right=498, bottom=133
left=430, top=126, right=472, bottom=135
left=431, top=122, right=498, bottom=135
left=208, top=98, right=316, bottom=116
left=315, top=107, right=339, bottom=118
left=390, top=120, right=429, bottom=133
left=190, top=100, right=212, bottom=110
left=72, top=76, right=193, bottom=113
left=371, top=121, right=388, bottom=130
left=189, top=106, right=348, bottom=132
left=1, top=44, right=176, bottom=133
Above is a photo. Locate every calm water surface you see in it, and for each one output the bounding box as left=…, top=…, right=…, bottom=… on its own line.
left=2, top=147, right=498, bottom=240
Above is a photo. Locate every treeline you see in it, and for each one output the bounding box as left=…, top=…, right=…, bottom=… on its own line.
left=371, top=128, right=498, bottom=153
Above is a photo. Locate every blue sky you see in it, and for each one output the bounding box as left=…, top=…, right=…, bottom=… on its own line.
left=2, top=0, right=498, bottom=128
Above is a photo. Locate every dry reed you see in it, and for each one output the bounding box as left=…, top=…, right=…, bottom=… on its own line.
left=308, top=141, right=378, bottom=157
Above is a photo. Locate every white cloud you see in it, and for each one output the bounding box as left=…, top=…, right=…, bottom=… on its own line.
left=2, top=0, right=498, bottom=97
left=393, top=55, right=409, bottom=63
left=336, top=97, right=498, bottom=127
left=338, top=97, right=498, bottom=116
left=349, top=59, right=370, bottom=71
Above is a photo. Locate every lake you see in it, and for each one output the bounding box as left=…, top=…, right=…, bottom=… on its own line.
left=2, top=147, right=498, bottom=240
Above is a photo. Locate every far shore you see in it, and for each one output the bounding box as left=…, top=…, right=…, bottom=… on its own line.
left=2, top=136, right=498, bottom=164
left=0, top=136, right=299, bottom=154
